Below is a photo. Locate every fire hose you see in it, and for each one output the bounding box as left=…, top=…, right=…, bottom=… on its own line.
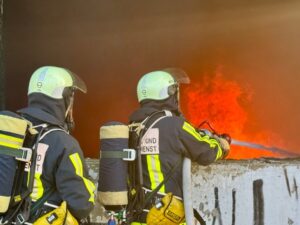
left=198, top=120, right=300, bottom=158
left=231, top=138, right=300, bottom=157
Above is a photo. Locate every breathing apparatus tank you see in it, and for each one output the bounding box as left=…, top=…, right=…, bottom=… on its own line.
left=0, top=111, right=35, bottom=213
left=98, top=121, right=135, bottom=211
left=0, top=156, right=17, bottom=213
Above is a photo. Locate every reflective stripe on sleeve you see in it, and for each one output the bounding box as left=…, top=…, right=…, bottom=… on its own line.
left=69, top=153, right=95, bottom=203
left=146, top=154, right=165, bottom=193
left=182, top=122, right=223, bottom=160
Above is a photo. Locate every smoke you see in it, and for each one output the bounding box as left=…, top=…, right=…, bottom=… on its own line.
left=4, top=0, right=300, bottom=157
left=175, top=0, right=300, bottom=155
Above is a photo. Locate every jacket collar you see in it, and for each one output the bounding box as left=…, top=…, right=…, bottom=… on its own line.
left=18, top=107, right=65, bottom=127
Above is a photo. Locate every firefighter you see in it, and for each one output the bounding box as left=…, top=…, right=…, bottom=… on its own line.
left=128, top=68, right=230, bottom=224
left=17, top=66, right=95, bottom=223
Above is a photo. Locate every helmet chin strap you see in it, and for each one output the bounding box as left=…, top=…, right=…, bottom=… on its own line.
left=174, top=86, right=184, bottom=118
left=176, top=85, right=180, bottom=105
left=174, top=85, right=181, bottom=109
left=65, top=92, right=75, bottom=132
left=166, top=86, right=183, bottom=117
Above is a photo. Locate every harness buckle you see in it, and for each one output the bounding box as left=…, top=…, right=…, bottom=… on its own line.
left=16, top=148, right=32, bottom=162
left=16, top=214, right=25, bottom=224
left=123, top=149, right=136, bottom=161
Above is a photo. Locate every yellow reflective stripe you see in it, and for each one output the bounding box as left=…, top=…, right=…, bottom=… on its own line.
left=182, top=122, right=223, bottom=161
left=70, top=153, right=83, bottom=175
left=146, top=155, right=165, bottom=193
left=69, top=153, right=95, bottom=203
left=83, top=179, right=96, bottom=203
left=215, top=146, right=223, bottom=160
left=0, top=134, right=23, bottom=149
left=0, top=134, right=24, bottom=143
left=0, top=141, right=21, bottom=149
left=182, top=122, right=205, bottom=142
left=14, top=195, right=21, bottom=202
left=30, top=173, right=44, bottom=201
left=0, top=115, right=28, bottom=136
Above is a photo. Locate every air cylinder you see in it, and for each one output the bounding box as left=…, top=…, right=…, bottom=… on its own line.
left=98, top=121, right=129, bottom=211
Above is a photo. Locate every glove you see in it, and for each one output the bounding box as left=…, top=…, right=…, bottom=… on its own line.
left=213, top=135, right=230, bottom=159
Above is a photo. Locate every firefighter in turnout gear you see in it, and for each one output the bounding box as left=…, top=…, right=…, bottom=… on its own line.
left=128, top=68, right=230, bottom=224
left=0, top=66, right=95, bottom=224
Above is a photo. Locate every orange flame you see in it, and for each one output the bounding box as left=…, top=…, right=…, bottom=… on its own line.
left=182, top=70, right=286, bottom=159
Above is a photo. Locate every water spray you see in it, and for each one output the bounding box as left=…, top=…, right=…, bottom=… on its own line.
left=197, top=120, right=300, bottom=158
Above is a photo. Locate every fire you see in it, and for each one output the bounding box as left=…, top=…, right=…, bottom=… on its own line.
left=182, top=70, right=286, bottom=159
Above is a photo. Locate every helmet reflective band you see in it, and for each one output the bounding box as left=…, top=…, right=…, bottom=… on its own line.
left=28, top=66, right=86, bottom=99
left=137, top=71, right=176, bottom=102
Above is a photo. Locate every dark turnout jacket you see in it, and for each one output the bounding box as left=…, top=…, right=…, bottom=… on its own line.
left=129, top=104, right=223, bottom=198
left=17, top=94, right=95, bottom=220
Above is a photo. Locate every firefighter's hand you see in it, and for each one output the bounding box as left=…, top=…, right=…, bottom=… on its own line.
left=213, top=135, right=230, bottom=159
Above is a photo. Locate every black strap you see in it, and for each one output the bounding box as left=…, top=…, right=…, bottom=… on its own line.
left=127, top=111, right=172, bottom=222
left=100, top=150, right=132, bottom=159
left=15, top=125, right=47, bottom=225
left=136, top=110, right=172, bottom=188
left=30, top=187, right=56, bottom=217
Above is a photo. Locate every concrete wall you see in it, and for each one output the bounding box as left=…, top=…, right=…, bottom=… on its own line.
left=192, top=159, right=300, bottom=225
left=86, top=158, right=300, bottom=225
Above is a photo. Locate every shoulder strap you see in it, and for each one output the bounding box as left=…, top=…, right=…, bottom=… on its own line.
left=29, top=127, right=66, bottom=216
left=127, top=111, right=173, bottom=222
left=135, top=110, right=173, bottom=187
left=141, top=110, right=172, bottom=131
left=39, top=127, right=68, bottom=141
left=14, top=126, right=66, bottom=225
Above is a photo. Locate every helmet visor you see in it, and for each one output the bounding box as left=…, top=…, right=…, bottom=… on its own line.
left=66, top=69, right=87, bottom=93
left=162, top=68, right=190, bottom=84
